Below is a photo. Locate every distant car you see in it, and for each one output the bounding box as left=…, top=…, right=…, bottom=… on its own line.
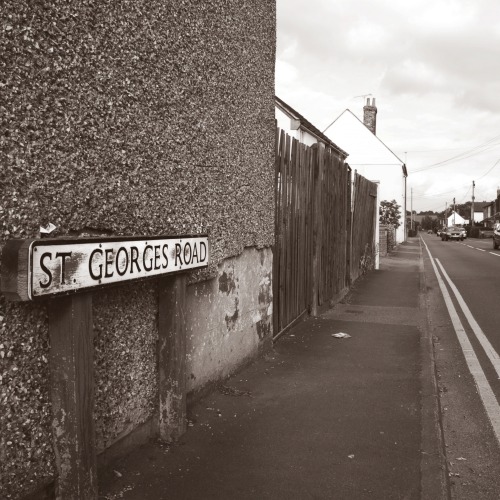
left=460, top=228, right=467, bottom=239
left=441, top=226, right=463, bottom=241
left=436, top=228, right=443, bottom=237
left=493, top=223, right=500, bottom=249
left=427, top=230, right=432, bottom=234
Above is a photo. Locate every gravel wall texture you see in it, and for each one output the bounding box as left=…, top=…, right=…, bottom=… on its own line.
left=0, top=1, right=275, bottom=497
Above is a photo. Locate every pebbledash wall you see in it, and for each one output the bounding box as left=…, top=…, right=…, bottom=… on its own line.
left=0, top=1, right=276, bottom=498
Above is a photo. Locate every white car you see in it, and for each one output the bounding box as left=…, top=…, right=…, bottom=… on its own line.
left=493, top=223, right=500, bottom=249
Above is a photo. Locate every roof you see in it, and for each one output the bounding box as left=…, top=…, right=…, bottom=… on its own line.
left=473, top=201, right=491, bottom=211
left=275, top=96, right=348, bottom=158
left=323, top=109, right=406, bottom=175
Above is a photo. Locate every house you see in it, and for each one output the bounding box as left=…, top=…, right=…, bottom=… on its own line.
left=482, top=194, right=500, bottom=227
left=275, top=96, right=348, bottom=152
left=483, top=201, right=496, bottom=227
left=446, top=211, right=468, bottom=226
left=472, top=211, right=485, bottom=223
left=323, top=98, right=408, bottom=244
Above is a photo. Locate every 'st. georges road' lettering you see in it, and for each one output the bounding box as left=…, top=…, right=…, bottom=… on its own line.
left=31, top=237, right=208, bottom=298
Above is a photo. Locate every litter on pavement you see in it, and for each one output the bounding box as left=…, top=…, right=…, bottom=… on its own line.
left=332, top=332, right=351, bottom=339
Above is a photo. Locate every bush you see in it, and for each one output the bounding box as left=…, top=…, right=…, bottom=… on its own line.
left=469, top=226, right=481, bottom=238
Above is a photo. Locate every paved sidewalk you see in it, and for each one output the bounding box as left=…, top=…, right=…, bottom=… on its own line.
left=100, top=238, right=445, bottom=500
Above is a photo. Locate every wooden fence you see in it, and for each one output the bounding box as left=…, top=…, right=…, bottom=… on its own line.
left=274, top=130, right=314, bottom=336
left=350, top=172, right=378, bottom=283
left=273, top=129, right=378, bottom=338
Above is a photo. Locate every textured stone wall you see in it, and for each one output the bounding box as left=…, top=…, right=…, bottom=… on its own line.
left=379, top=225, right=388, bottom=257
left=387, top=225, right=396, bottom=252
left=0, top=1, right=275, bottom=497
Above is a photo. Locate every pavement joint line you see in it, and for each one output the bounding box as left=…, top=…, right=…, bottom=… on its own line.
left=421, top=238, right=500, bottom=446
left=434, top=258, right=500, bottom=375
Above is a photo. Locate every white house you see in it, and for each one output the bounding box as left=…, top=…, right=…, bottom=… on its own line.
left=323, top=98, right=408, bottom=244
left=446, top=211, right=468, bottom=226
left=275, top=96, right=347, bottom=151
left=472, top=211, right=484, bottom=224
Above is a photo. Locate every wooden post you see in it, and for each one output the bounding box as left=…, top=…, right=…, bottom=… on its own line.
left=48, top=293, right=97, bottom=500
left=346, top=165, right=352, bottom=287
left=158, top=274, right=187, bottom=442
left=311, top=145, right=322, bottom=317
left=273, top=128, right=282, bottom=337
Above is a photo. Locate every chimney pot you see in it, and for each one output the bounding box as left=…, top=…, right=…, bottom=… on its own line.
left=363, top=96, right=377, bottom=135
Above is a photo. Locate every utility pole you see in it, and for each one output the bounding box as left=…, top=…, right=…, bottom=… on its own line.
left=411, top=187, right=413, bottom=231
left=471, top=180, right=475, bottom=226
left=445, top=202, right=447, bottom=227
left=453, top=197, right=456, bottom=225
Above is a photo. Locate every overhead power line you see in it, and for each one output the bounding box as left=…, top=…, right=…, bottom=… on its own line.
left=408, top=133, right=500, bottom=173
left=410, top=158, right=500, bottom=202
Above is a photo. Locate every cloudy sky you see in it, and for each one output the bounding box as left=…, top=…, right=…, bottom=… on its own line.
left=276, top=0, right=500, bottom=213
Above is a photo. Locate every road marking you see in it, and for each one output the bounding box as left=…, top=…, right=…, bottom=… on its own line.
left=490, top=252, right=500, bottom=257
left=475, top=248, right=486, bottom=252
left=435, top=259, right=500, bottom=378
left=421, top=239, right=500, bottom=444
left=466, top=245, right=474, bottom=248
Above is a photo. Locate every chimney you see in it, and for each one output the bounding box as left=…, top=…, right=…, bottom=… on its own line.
left=363, top=97, right=377, bottom=135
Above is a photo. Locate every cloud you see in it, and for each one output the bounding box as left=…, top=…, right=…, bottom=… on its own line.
left=276, top=0, right=500, bottom=210
left=346, top=19, right=392, bottom=54
left=383, top=59, right=448, bottom=95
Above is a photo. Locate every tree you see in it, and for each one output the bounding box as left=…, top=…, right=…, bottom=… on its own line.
left=421, top=215, right=438, bottom=231
left=379, top=199, right=402, bottom=228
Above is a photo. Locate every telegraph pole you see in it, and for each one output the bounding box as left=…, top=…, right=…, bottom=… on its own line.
left=471, top=180, right=475, bottom=226
left=453, top=197, right=456, bottom=225
left=411, top=187, right=413, bottom=230
left=445, top=202, right=447, bottom=227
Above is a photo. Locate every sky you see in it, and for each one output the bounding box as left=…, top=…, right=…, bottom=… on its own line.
left=276, top=0, right=500, bottom=213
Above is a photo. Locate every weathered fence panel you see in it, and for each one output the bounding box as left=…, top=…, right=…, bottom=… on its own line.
left=317, top=148, right=350, bottom=308
left=274, top=129, right=352, bottom=336
left=350, top=172, right=378, bottom=282
left=274, top=130, right=316, bottom=335
left=274, top=129, right=379, bottom=336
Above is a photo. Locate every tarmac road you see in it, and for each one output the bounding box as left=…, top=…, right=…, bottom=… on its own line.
left=421, top=232, right=500, bottom=499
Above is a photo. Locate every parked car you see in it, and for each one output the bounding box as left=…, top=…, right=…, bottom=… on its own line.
left=427, top=230, right=432, bottom=234
left=493, top=223, right=500, bottom=249
left=437, top=228, right=443, bottom=237
left=441, top=226, right=464, bottom=241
